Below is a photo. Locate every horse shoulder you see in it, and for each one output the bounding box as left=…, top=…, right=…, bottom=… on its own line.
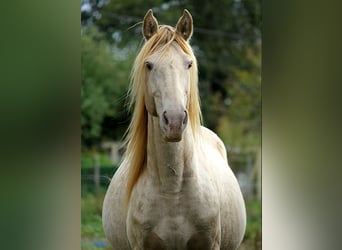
left=200, top=126, right=228, bottom=161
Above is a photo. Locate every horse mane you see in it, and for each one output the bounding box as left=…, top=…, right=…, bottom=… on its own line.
left=124, top=25, right=202, bottom=205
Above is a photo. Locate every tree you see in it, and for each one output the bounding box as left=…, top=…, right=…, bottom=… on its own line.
left=81, top=27, right=133, bottom=148
left=218, top=47, right=261, bottom=149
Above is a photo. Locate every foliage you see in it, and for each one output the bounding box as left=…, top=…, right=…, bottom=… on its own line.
left=81, top=193, right=103, bottom=238
left=81, top=167, right=117, bottom=196
left=228, top=47, right=261, bottom=130
left=217, top=47, right=261, bottom=150
left=183, top=0, right=261, bottom=133
left=242, top=197, right=262, bottom=249
left=81, top=152, right=115, bottom=168
left=81, top=27, right=133, bottom=147
left=81, top=190, right=112, bottom=250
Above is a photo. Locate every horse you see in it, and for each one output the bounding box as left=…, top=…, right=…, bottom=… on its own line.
left=102, top=9, right=246, bottom=250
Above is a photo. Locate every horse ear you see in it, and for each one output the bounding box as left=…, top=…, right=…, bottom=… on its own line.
left=143, top=9, right=159, bottom=40
left=175, top=9, right=193, bottom=41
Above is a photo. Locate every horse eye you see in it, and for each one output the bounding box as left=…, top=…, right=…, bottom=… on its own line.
left=187, top=61, right=193, bottom=69
left=146, top=62, right=153, bottom=71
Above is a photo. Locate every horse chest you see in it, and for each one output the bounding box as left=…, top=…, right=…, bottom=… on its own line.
left=127, top=181, right=220, bottom=249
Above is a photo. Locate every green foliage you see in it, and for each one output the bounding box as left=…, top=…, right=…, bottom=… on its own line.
left=185, top=0, right=261, bottom=132
left=81, top=152, right=115, bottom=168
left=228, top=48, right=261, bottom=128
left=81, top=193, right=103, bottom=238
left=217, top=47, right=261, bottom=151
left=243, top=197, right=262, bottom=249
left=81, top=167, right=117, bottom=196
left=81, top=191, right=112, bottom=250
left=218, top=116, right=250, bottom=148
left=81, top=27, right=133, bottom=147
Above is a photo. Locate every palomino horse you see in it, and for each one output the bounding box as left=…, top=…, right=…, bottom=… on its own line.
left=102, top=9, right=246, bottom=250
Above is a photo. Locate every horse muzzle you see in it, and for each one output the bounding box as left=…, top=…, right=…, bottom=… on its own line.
left=160, top=109, right=188, bottom=142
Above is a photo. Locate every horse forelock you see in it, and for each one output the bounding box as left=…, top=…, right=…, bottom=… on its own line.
left=124, top=25, right=202, bottom=206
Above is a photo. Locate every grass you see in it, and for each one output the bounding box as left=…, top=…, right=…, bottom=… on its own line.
left=240, top=197, right=262, bottom=249
left=82, top=189, right=261, bottom=250
left=81, top=188, right=112, bottom=250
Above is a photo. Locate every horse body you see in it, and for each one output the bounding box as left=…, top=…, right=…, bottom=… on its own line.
left=103, top=9, right=246, bottom=250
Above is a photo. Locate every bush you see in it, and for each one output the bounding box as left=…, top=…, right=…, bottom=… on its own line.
left=242, top=197, right=261, bottom=249
left=81, top=166, right=117, bottom=196
left=81, top=191, right=112, bottom=250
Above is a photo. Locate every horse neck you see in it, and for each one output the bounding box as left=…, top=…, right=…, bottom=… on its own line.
left=147, top=114, right=196, bottom=193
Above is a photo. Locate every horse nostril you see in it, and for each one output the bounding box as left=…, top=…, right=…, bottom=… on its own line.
left=163, top=111, right=169, bottom=125
left=183, top=111, right=188, bottom=125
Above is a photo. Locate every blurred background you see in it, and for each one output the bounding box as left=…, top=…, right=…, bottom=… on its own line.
left=81, top=0, right=261, bottom=249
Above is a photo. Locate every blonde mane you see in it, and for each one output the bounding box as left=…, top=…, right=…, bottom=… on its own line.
left=124, top=25, right=202, bottom=205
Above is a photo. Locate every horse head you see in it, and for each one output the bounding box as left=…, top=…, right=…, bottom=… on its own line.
left=142, top=10, right=194, bottom=142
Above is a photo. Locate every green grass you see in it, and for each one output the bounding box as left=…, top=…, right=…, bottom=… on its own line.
left=81, top=189, right=112, bottom=250
left=240, top=197, right=262, bottom=249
